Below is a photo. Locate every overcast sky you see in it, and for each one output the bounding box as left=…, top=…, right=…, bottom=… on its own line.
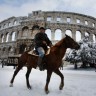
left=0, top=0, right=96, bottom=22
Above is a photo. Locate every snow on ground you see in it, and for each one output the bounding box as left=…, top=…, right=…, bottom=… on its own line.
left=0, top=65, right=96, bottom=96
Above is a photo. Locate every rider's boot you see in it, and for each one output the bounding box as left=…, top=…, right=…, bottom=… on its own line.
left=37, top=57, right=44, bottom=71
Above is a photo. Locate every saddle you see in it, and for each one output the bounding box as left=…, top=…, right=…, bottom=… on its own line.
left=28, top=48, right=50, bottom=70
left=28, top=48, right=50, bottom=56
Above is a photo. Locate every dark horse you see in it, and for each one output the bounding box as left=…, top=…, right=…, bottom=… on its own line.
left=10, top=35, right=80, bottom=94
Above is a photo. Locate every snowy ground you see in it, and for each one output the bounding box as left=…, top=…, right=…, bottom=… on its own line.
left=0, top=65, right=96, bottom=96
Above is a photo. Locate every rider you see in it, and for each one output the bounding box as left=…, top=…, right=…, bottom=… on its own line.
left=34, top=27, right=52, bottom=71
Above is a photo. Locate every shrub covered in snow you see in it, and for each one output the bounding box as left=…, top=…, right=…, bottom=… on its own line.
left=65, top=36, right=96, bottom=68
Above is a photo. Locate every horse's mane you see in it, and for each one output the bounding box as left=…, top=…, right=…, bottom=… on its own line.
left=50, top=38, right=65, bottom=52
left=54, top=38, right=65, bottom=47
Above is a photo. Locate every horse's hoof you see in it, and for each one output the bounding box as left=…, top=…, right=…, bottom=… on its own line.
left=27, top=86, right=32, bottom=90
left=45, top=90, right=49, bottom=94
left=10, top=83, right=13, bottom=87
left=59, top=84, right=64, bottom=90
left=59, top=86, right=63, bottom=90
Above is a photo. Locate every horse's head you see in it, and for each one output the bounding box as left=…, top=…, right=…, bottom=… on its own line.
left=64, top=35, right=80, bottom=50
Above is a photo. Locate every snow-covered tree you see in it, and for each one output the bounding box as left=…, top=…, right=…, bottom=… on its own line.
left=65, top=36, right=96, bottom=68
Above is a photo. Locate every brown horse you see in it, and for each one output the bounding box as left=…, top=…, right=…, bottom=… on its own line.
left=10, top=35, right=80, bottom=94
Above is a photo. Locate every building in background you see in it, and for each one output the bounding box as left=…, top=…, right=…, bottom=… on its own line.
left=0, top=10, right=96, bottom=59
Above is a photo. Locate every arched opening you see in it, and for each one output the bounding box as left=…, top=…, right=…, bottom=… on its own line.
left=76, top=31, right=81, bottom=42
left=31, top=25, right=39, bottom=31
left=22, top=26, right=29, bottom=31
left=92, top=34, right=96, bottom=42
left=6, top=33, right=9, bottom=42
left=85, top=32, right=89, bottom=37
left=65, top=30, right=72, bottom=54
left=45, top=29, right=51, bottom=40
left=65, top=30, right=72, bottom=37
left=8, top=46, right=13, bottom=52
left=22, top=26, right=29, bottom=38
left=3, top=47, right=6, bottom=51
left=1, top=34, right=4, bottom=43
left=12, top=32, right=16, bottom=41
left=8, top=46, right=11, bottom=52
left=8, top=22, right=11, bottom=26
left=14, top=20, right=17, bottom=25
left=55, top=29, right=62, bottom=40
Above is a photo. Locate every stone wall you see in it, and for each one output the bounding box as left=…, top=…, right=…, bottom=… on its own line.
left=0, top=10, right=96, bottom=58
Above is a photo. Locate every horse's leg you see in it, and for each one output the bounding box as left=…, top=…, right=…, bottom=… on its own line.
left=26, top=67, right=32, bottom=89
left=45, top=70, right=52, bottom=94
left=10, top=65, right=23, bottom=87
left=54, top=69, right=64, bottom=90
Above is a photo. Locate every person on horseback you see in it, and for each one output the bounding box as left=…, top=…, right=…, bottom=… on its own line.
left=34, top=27, right=52, bottom=71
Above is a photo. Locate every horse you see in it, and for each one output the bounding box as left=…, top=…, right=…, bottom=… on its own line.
left=10, top=34, right=80, bottom=94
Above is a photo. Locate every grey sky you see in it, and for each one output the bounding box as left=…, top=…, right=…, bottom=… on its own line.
left=0, top=0, right=96, bottom=21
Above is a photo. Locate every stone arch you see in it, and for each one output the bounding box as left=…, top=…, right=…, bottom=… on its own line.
left=1, top=34, right=4, bottom=43
left=15, top=31, right=19, bottom=39
left=92, top=34, right=96, bottom=42
left=2, top=47, right=6, bottom=51
left=85, top=32, right=90, bottom=37
left=76, top=30, right=81, bottom=42
left=22, top=26, right=29, bottom=31
left=45, top=29, right=51, bottom=40
left=31, top=25, right=39, bottom=39
left=12, top=32, right=16, bottom=41
left=13, top=20, right=17, bottom=25
left=6, top=32, right=10, bottom=42
left=55, top=29, right=62, bottom=40
left=65, top=29, right=72, bottom=37
left=2, top=47, right=6, bottom=55
left=8, top=46, right=15, bottom=55
left=31, top=25, right=39, bottom=31
left=8, top=46, right=15, bottom=54
left=8, top=46, right=12, bottom=52
left=22, top=26, right=29, bottom=38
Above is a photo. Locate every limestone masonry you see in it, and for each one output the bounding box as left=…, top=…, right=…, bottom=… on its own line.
left=0, top=10, right=96, bottom=59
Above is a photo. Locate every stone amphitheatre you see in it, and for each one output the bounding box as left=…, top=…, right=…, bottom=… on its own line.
left=0, top=10, right=96, bottom=59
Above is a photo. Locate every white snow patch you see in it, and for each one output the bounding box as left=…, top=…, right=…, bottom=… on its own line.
left=0, top=65, right=96, bottom=96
